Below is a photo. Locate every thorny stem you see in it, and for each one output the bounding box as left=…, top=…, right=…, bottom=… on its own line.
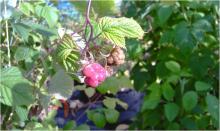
left=82, top=0, right=93, bottom=55
left=4, top=0, right=11, bottom=67
left=145, top=16, right=153, bottom=33
left=71, top=0, right=95, bottom=58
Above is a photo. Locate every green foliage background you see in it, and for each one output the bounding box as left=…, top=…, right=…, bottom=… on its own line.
left=121, top=1, right=219, bottom=130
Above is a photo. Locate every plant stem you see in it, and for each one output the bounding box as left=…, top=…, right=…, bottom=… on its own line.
left=86, top=0, right=93, bottom=42
left=81, top=0, right=95, bottom=56
left=4, top=0, right=11, bottom=67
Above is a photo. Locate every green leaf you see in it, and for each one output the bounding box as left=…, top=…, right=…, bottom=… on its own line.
left=63, top=121, right=76, bottom=130
left=84, top=88, right=95, bottom=98
left=195, top=81, right=212, bottom=91
left=74, top=124, right=90, bottom=130
left=44, top=109, right=57, bottom=123
left=98, top=17, right=144, bottom=48
left=104, top=109, right=119, bottom=124
left=14, top=46, right=34, bottom=61
left=103, top=97, right=116, bottom=109
left=56, top=34, right=80, bottom=72
left=75, top=85, right=86, bottom=90
left=193, top=19, right=213, bottom=32
left=19, top=2, right=34, bottom=16
left=189, top=53, right=213, bottom=78
left=206, top=94, right=219, bottom=121
left=196, top=116, right=210, bottom=129
left=12, top=23, right=31, bottom=41
left=116, top=99, right=128, bottom=110
left=143, top=110, right=161, bottom=127
left=164, top=103, right=179, bottom=122
left=159, top=30, right=174, bottom=45
left=162, top=82, right=175, bottom=101
left=167, top=122, right=180, bottom=130
left=126, top=39, right=143, bottom=60
left=39, top=94, right=50, bottom=109
left=29, top=22, right=58, bottom=38
left=92, top=112, right=106, bottom=128
left=0, top=67, right=34, bottom=106
left=25, top=122, right=44, bottom=130
left=41, top=6, right=59, bottom=28
left=173, top=22, right=194, bottom=53
left=85, top=20, right=102, bottom=42
left=35, top=5, right=44, bottom=17
left=182, top=91, right=198, bottom=111
left=180, top=117, right=197, bottom=129
left=165, top=60, right=181, bottom=73
left=15, top=106, right=28, bottom=121
left=97, top=76, right=132, bottom=94
left=141, top=83, right=161, bottom=111
left=48, top=69, right=74, bottom=97
left=87, top=110, right=95, bottom=121
left=191, top=28, right=204, bottom=42
left=97, top=77, right=120, bottom=94
left=157, top=5, right=172, bottom=25
left=102, top=97, right=128, bottom=110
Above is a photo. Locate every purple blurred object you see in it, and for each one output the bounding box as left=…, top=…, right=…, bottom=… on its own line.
left=55, top=89, right=144, bottom=129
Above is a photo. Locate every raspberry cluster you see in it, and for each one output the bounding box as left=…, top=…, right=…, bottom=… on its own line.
left=107, top=47, right=125, bottom=66
left=82, top=63, right=107, bottom=88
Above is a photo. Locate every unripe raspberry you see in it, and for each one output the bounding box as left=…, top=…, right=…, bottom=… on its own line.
left=105, top=66, right=114, bottom=77
left=112, top=51, right=119, bottom=57
left=107, top=56, right=114, bottom=65
left=107, top=47, right=125, bottom=66
left=84, top=77, right=99, bottom=88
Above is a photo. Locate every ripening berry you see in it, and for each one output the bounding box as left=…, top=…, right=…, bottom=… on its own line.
left=105, top=66, right=113, bottom=77
left=107, top=47, right=125, bottom=66
left=107, top=56, right=114, bottom=65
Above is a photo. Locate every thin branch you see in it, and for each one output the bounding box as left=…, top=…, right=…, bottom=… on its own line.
left=145, top=15, right=153, bottom=34
left=90, top=33, right=101, bottom=42
left=4, top=0, right=11, bottom=67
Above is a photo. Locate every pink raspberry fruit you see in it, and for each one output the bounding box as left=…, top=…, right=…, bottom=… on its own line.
left=84, top=77, right=99, bottom=88
left=82, top=62, right=107, bottom=87
left=82, top=64, right=95, bottom=78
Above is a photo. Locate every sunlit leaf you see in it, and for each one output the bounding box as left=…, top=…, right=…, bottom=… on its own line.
left=98, top=17, right=144, bottom=48
left=56, top=34, right=80, bottom=72
left=19, top=2, right=34, bottom=16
